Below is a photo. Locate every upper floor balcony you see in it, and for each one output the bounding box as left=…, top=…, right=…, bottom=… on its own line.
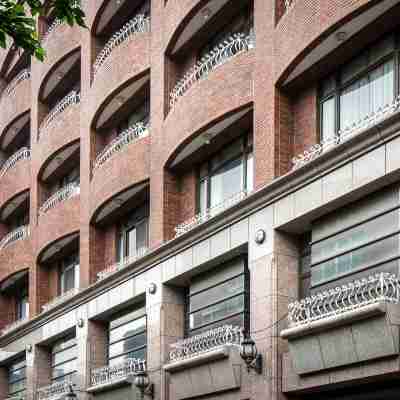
left=39, top=183, right=80, bottom=215
left=2, top=68, right=31, bottom=98
left=0, top=147, right=30, bottom=181
left=37, top=380, right=71, bottom=400
left=41, top=287, right=80, bottom=313
left=0, top=225, right=30, bottom=251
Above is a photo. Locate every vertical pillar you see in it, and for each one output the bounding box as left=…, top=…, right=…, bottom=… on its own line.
left=0, top=365, right=9, bottom=400
left=26, top=345, right=51, bottom=400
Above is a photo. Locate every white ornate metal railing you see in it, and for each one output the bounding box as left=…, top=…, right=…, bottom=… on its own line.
left=93, top=122, right=149, bottom=172
left=0, top=148, right=30, bottom=179
left=283, top=0, right=295, bottom=14
left=1, top=317, right=29, bottom=336
left=97, top=247, right=149, bottom=281
left=37, top=380, right=72, bottom=400
left=4, top=69, right=31, bottom=97
left=41, top=1, right=80, bottom=43
left=41, top=287, right=80, bottom=313
left=169, top=325, right=243, bottom=362
left=292, top=95, right=400, bottom=169
left=93, top=14, right=151, bottom=77
left=91, top=358, right=146, bottom=387
left=169, top=32, right=254, bottom=109
left=287, top=272, right=400, bottom=328
left=39, top=90, right=81, bottom=136
left=0, top=226, right=30, bottom=250
left=175, top=190, right=248, bottom=237
left=39, top=183, right=80, bottom=215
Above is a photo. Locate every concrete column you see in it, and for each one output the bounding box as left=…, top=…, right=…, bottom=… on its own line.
left=26, top=345, right=51, bottom=400
left=0, top=365, right=9, bottom=399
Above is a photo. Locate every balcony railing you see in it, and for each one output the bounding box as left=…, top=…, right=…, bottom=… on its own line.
left=1, top=317, right=29, bottom=336
left=37, top=380, right=72, bottom=400
left=287, top=272, right=400, bottom=328
left=169, top=325, right=243, bottom=363
left=97, top=247, right=149, bottom=281
left=174, top=190, right=248, bottom=237
left=169, top=32, right=254, bottom=109
left=41, top=287, right=80, bottom=313
left=3, top=69, right=31, bottom=97
left=91, top=358, right=146, bottom=388
left=93, top=14, right=150, bottom=77
left=39, top=183, right=80, bottom=215
left=0, top=147, right=30, bottom=179
left=92, top=122, right=149, bottom=173
left=282, top=0, right=295, bottom=15
left=0, top=225, right=30, bottom=250
left=39, top=90, right=81, bottom=137
left=292, top=95, right=400, bottom=170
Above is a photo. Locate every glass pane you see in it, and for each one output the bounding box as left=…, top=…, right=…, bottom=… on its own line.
left=52, top=346, right=77, bottom=366
left=190, top=313, right=244, bottom=336
left=61, top=265, right=75, bottom=294
left=109, top=347, right=146, bottom=366
left=246, top=152, right=254, bottom=192
left=321, top=97, right=335, bottom=141
left=9, top=368, right=26, bottom=383
left=199, top=179, right=208, bottom=214
left=126, top=227, right=137, bottom=258
left=370, top=59, right=394, bottom=111
left=189, top=294, right=244, bottom=330
left=9, top=360, right=26, bottom=372
left=9, top=379, right=26, bottom=394
left=109, top=316, right=146, bottom=344
left=108, top=333, right=147, bottom=358
left=52, top=336, right=76, bottom=353
left=136, top=220, right=148, bottom=251
left=312, top=234, right=399, bottom=285
left=117, top=233, right=124, bottom=262
left=110, top=307, right=146, bottom=329
left=312, top=208, right=399, bottom=264
left=190, top=275, right=245, bottom=312
left=52, top=359, right=76, bottom=379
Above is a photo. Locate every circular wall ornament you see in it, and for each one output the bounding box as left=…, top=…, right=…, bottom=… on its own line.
left=255, top=229, right=266, bottom=245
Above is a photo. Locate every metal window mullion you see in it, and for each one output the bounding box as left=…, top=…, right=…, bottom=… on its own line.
left=189, top=291, right=246, bottom=315
left=189, top=310, right=245, bottom=334
left=51, top=356, right=77, bottom=369
left=189, top=272, right=245, bottom=298
left=108, top=328, right=146, bottom=347
left=109, top=313, right=146, bottom=332
left=108, top=344, right=147, bottom=362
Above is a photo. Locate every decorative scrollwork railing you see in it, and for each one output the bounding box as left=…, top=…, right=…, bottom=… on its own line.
left=91, top=358, right=146, bottom=387
left=175, top=190, right=248, bottom=237
left=288, top=272, right=400, bottom=328
left=292, top=95, right=400, bottom=169
left=0, top=226, right=30, bottom=250
left=39, top=183, right=80, bottom=215
left=97, top=247, right=149, bottom=281
left=41, top=287, right=80, bottom=313
left=169, top=32, right=254, bottom=109
left=283, top=0, right=295, bottom=14
left=93, top=14, right=151, bottom=77
left=169, top=325, right=243, bottom=362
left=39, top=90, right=81, bottom=137
left=37, top=380, right=72, bottom=400
left=1, top=317, right=29, bottom=336
left=0, top=147, right=30, bottom=179
left=4, top=69, right=31, bottom=97
left=92, top=122, right=149, bottom=172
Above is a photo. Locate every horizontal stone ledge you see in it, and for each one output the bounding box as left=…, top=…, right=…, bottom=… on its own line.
left=86, top=376, right=131, bottom=393
left=163, top=345, right=231, bottom=373
left=281, top=301, right=388, bottom=340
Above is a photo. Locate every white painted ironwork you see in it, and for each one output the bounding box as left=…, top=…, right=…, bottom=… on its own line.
left=37, top=380, right=72, bottom=400
left=39, top=183, right=80, bottom=215
left=41, top=287, right=80, bottom=313
left=4, top=69, right=31, bottom=96
left=1, top=318, right=29, bottom=336
left=292, top=95, right=400, bottom=169
left=174, top=190, right=248, bottom=237
left=93, top=14, right=151, bottom=77
left=92, top=122, right=149, bottom=172
left=169, top=32, right=254, bottom=108
left=0, top=226, right=30, bottom=250
left=0, top=148, right=30, bottom=179
left=90, top=358, right=146, bottom=387
left=283, top=0, right=295, bottom=13
left=39, top=90, right=81, bottom=136
left=169, top=325, right=243, bottom=362
left=288, top=272, right=400, bottom=328
left=97, top=247, right=149, bottom=281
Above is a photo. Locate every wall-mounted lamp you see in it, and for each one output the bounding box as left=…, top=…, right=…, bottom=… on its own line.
left=26, top=344, right=33, bottom=353
left=63, top=384, right=85, bottom=400
left=133, top=371, right=154, bottom=399
left=239, top=335, right=262, bottom=374
left=77, top=318, right=84, bottom=328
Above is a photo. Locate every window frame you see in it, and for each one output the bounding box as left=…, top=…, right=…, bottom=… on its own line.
left=50, top=334, right=77, bottom=384
left=59, top=252, right=79, bottom=295
left=8, top=357, right=27, bottom=398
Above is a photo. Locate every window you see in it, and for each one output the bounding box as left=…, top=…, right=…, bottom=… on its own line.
left=108, top=306, right=147, bottom=366
left=310, top=206, right=400, bottom=286
left=16, top=287, right=29, bottom=321
left=8, top=358, right=26, bottom=399
left=188, top=258, right=249, bottom=336
left=198, top=135, right=253, bottom=214
left=319, top=35, right=396, bottom=141
left=8, top=211, right=29, bottom=231
left=51, top=335, right=77, bottom=384
left=59, top=253, right=79, bottom=295
left=117, top=99, right=150, bottom=134
left=58, top=167, right=80, bottom=189
left=117, top=205, right=149, bottom=262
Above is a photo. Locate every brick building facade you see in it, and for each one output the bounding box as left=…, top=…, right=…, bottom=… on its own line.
left=0, top=0, right=400, bottom=400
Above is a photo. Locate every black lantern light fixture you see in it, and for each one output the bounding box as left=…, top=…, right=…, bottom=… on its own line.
left=133, top=371, right=154, bottom=399
left=63, top=384, right=77, bottom=400
left=240, top=334, right=262, bottom=374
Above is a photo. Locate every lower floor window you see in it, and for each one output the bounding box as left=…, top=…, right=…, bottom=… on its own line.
left=51, top=335, right=77, bottom=384
left=8, top=358, right=26, bottom=398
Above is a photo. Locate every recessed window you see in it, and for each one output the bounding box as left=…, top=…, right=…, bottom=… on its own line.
left=58, top=166, right=80, bottom=189
left=187, top=257, right=249, bottom=336
left=59, top=253, right=79, bottom=295
left=198, top=134, right=253, bottom=214
left=108, top=306, right=147, bottom=366
left=319, top=34, right=396, bottom=141
left=117, top=98, right=150, bottom=134
left=8, top=358, right=26, bottom=399
left=51, top=334, right=77, bottom=384
left=16, top=287, right=29, bottom=321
